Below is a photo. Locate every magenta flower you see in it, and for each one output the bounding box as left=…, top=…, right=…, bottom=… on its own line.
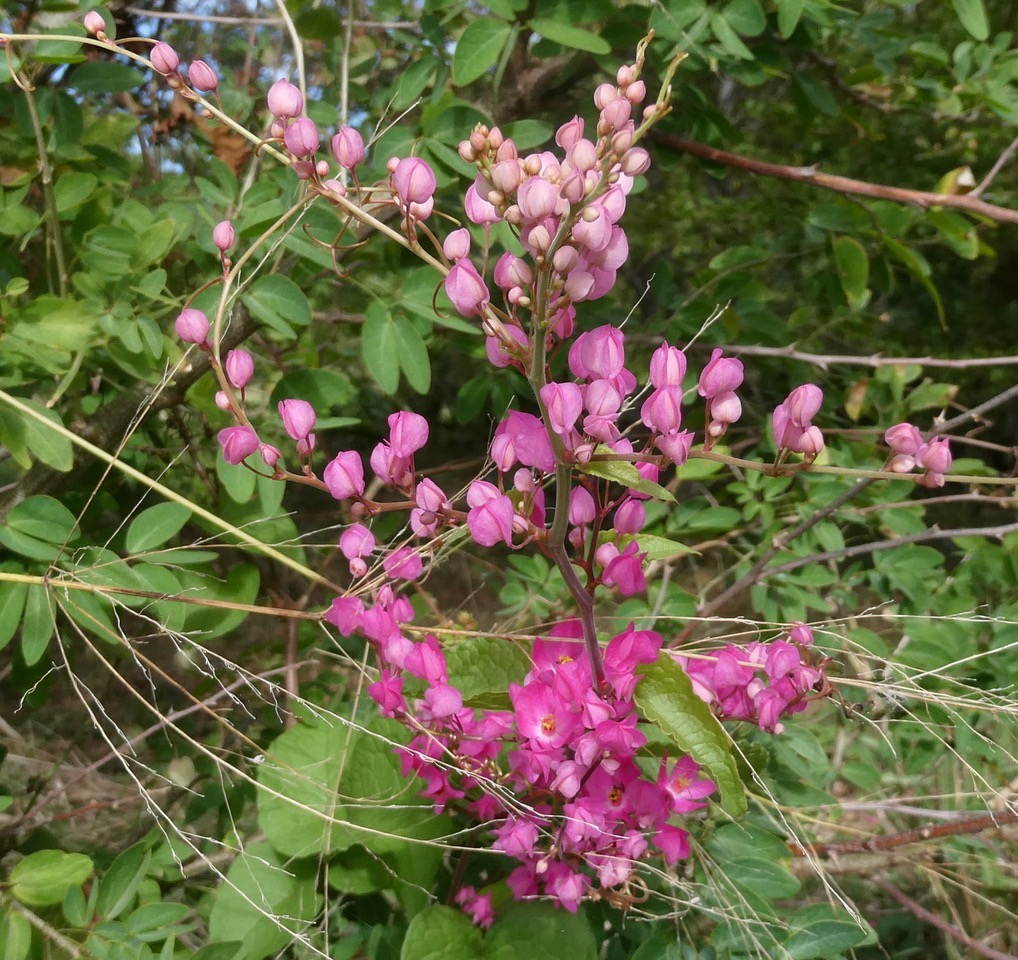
left=491, top=412, right=555, bottom=474
left=698, top=348, right=744, bottom=398
left=602, top=542, right=647, bottom=595
left=267, top=78, right=303, bottom=118
left=217, top=426, right=259, bottom=464
left=516, top=176, right=560, bottom=221
left=187, top=59, right=218, bottom=92
left=464, top=181, right=501, bottom=225
left=383, top=546, right=423, bottom=581
left=388, top=411, right=429, bottom=458
left=323, top=451, right=365, bottom=501
left=885, top=422, right=923, bottom=456
left=224, top=349, right=253, bottom=389
left=640, top=386, right=684, bottom=435
left=368, top=669, right=405, bottom=717
left=392, top=157, right=436, bottom=207
left=466, top=481, right=515, bottom=547
left=175, top=308, right=209, bottom=345
left=445, top=260, right=490, bottom=317
left=259, top=443, right=281, bottom=468
left=332, top=126, right=365, bottom=169
left=324, top=596, right=364, bottom=636
left=784, top=383, right=824, bottom=425
left=278, top=399, right=316, bottom=440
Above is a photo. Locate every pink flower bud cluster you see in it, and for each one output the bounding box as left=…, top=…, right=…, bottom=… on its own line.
left=885, top=423, right=952, bottom=488
left=772, top=384, right=825, bottom=459
left=698, top=348, right=745, bottom=449
left=677, top=624, right=825, bottom=734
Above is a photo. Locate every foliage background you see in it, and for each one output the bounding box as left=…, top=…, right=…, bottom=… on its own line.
left=1, top=0, right=1017, bottom=957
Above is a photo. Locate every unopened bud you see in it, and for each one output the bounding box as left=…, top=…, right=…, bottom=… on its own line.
left=212, top=220, right=235, bottom=253
left=83, top=10, right=106, bottom=36
left=187, top=59, right=218, bottom=92
left=150, top=42, right=180, bottom=75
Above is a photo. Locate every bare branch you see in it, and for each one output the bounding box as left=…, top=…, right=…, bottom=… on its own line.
left=654, top=132, right=1018, bottom=225
left=692, top=343, right=1018, bottom=371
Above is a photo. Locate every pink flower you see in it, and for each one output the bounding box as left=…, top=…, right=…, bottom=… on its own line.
left=278, top=399, right=316, bottom=440
left=368, top=670, right=404, bottom=717
left=225, top=349, right=253, bottom=389
left=918, top=436, right=952, bottom=474
left=491, top=412, right=555, bottom=474
left=540, top=382, right=583, bottom=436
left=175, top=308, right=209, bottom=344
left=259, top=443, right=281, bottom=468
left=383, top=546, right=423, bottom=581
left=325, top=596, right=364, bottom=636
left=267, top=79, right=303, bottom=118
left=150, top=42, right=180, bottom=75
left=602, top=542, right=647, bottom=595
left=323, top=451, right=365, bottom=501
left=464, top=181, right=501, bottom=225
left=466, top=481, right=515, bottom=547
left=388, top=411, right=429, bottom=458
left=516, top=176, right=560, bottom=221
left=445, top=260, right=490, bottom=317
left=640, top=386, right=684, bottom=434
left=698, top=348, right=744, bottom=398
left=284, top=117, right=320, bottom=158
left=555, top=115, right=585, bottom=150
left=392, top=157, right=436, bottom=206
left=187, top=59, right=218, bottom=92
left=218, top=426, right=259, bottom=464
left=885, top=422, right=923, bottom=456
left=649, top=342, right=687, bottom=388
left=785, top=383, right=823, bottom=425
left=657, top=430, right=694, bottom=466
left=332, top=126, right=365, bottom=169
left=442, top=228, right=471, bottom=262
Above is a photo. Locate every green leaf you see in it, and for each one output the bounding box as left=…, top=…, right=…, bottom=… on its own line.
left=54, top=172, right=99, bottom=214
left=11, top=850, right=93, bottom=907
left=581, top=451, right=676, bottom=503
left=95, top=842, right=150, bottom=922
left=444, top=636, right=532, bottom=706
left=241, top=275, right=312, bottom=339
left=0, top=580, right=29, bottom=652
left=453, top=19, right=513, bottom=86
left=258, top=715, right=431, bottom=859
left=486, top=902, right=597, bottom=960
left=832, top=235, right=870, bottom=311
left=0, top=912, right=32, bottom=960
left=952, top=0, right=989, bottom=40
left=710, top=12, right=754, bottom=59
left=6, top=495, right=79, bottom=544
left=217, top=457, right=257, bottom=503
left=784, top=915, right=871, bottom=959
left=723, top=0, right=767, bottom=36
left=21, top=585, right=55, bottom=666
left=70, top=61, right=146, bottom=93
left=777, top=0, right=806, bottom=37
left=635, top=654, right=747, bottom=817
left=529, top=18, right=611, bottom=54
left=362, top=300, right=401, bottom=394
left=126, top=503, right=192, bottom=555
left=15, top=401, right=74, bottom=472
left=401, top=905, right=483, bottom=960
left=395, top=315, right=431, bottom=394
left=207, top=842, right=319, bottom=960
left=617, top=533, right=698, bottom=560
left=500, top=120, right=554, bottom=150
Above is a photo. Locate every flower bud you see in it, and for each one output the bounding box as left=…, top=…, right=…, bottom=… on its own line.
left=569, top=138, right=599, bottom=173
left=278, top=398, right=316, bottom=440
left=594, top=83, right=618, bottom=109
left=457, top=140, right=477, bottom=163
left=212, top=220, right=235, bottom=253
left=710, top=390, right=742, bottom=425
left=884, top=422, right=923, bottom=456
left=214, top=390, right=231, bottom=411
left=491, top=158, right=522, bottom=195
left=187, top=59, right=218, bottom=92
left=442, top=227, right=471, bottom=262
left=918, top=436, right=952, bottom=475
left=84, top=11, right=106, bottom=35
left=465, top=182, right=501, bottom=225
left=332, top=126, right=365, bottom=169
left=150, top=42, right=180, bottom=75
left=600, top=97, right=632, bottom=132
left=392, top=156, right=436, bottom=206
left=175, top=308, right=209, bottom=344
left=324, top=451, right=366, bottom=501
left=698, top=348, right=744, bottom=398
left=225, top=349, right=254, bottom=389
left=260, top=443, right=281, bottom=467
left=267, top=78, right=303, bottom=118
left=555, top=115, right=585, bottom=151
left=616, top=64, right=634, bottom=87
left=445, top=260, right=490, bottom=317
left=624, top=80, right=647, bottom=104
left=284, top=117, right=320, bottom=158
left=649, top=342, right=687, bottom=388
left=620, top=147, right=651, bottom=176
left=218, top=426, right=259, bottom=465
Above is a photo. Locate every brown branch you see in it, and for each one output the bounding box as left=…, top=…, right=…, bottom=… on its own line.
left=874, top=878, right=1018, bottom=960
left=791, top=809, right=1018, bottom=858
left=653, top=132, right=1018, bottom=225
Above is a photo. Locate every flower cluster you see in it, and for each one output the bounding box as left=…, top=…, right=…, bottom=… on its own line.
left=772, top=384, right=825, bottom=460
left=885, top=422, right=953, bottom=487
left=678, top=624, right=824, bottom=734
